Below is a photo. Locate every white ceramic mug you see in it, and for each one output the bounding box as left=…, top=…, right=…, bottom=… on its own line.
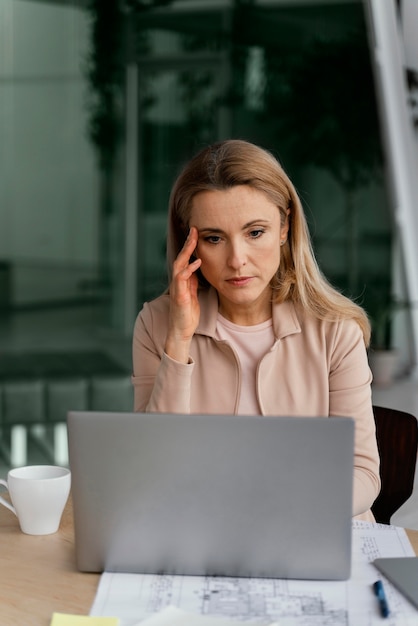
left=0, top=465, right=71, bottom=535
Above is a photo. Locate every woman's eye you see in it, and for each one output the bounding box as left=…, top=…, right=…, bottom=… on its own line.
left=205, top=235, right=222, bottom=244
left=249, top=229, right=264, bottom=239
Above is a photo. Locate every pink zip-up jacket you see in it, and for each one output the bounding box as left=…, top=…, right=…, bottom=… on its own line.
left=132, top=288, right=380, bottom=521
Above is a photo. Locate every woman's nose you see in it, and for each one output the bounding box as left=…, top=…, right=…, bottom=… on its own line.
left=227, top=241, right=247, bottom=269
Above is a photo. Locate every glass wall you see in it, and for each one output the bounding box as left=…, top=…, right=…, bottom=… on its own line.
left=0, top=0, right=392, bottom=469
left=127, top=0, right=390, bottom=324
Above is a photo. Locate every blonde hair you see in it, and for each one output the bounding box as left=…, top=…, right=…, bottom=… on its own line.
left=167, top=139, right=370, bottom=345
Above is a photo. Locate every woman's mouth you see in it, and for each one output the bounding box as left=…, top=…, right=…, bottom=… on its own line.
left=226, top=276, right=253, bottom=287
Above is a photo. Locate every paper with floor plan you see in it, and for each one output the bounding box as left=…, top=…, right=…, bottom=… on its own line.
left=90, top=522, right=418, bottom=625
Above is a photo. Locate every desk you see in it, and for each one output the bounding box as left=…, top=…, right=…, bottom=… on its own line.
left=0, top=497, right=99, bottom=625
left=1, top=499, right=418, bottom=626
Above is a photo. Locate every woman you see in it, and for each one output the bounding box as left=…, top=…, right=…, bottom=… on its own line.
left=132, top=139, right=380, bottom=521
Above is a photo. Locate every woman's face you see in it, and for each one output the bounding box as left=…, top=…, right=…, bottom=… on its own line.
left=190, top=185, right=289, bottom=324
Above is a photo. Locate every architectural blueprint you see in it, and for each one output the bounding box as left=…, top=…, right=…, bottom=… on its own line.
left=90, top=523, right=418, bottom=626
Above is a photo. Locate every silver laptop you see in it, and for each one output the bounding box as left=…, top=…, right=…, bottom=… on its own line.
left=67, top=411, right=354, bottom=580
left=374, top=557, right=418, bottom=609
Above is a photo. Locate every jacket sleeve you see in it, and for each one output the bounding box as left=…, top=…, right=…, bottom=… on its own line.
left=329, top=319, right=381, bottom=519
left=131, top=302, right=194, bottom=413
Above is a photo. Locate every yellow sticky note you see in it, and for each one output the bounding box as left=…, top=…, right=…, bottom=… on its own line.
left=50, top=614, right=119, bottom=626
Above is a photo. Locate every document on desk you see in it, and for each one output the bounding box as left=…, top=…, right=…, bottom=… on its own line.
left=90, top=522, right=418, bottom=626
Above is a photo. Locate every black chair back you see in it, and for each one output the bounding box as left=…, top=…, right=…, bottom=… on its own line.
left=372, top=405, right=418, bottom=524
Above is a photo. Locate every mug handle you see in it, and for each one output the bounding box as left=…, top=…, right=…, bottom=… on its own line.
left=0, top=479, right=17, bottom=516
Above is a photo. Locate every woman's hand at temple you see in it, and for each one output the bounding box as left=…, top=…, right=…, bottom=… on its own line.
left=165, top=226, right=202, bottom=363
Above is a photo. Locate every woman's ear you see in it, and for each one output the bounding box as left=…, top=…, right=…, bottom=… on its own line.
left=281, top=208, right=290, bottom=242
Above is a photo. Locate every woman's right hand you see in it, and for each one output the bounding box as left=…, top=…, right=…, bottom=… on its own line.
left=165, top=227, right=202, bottom=363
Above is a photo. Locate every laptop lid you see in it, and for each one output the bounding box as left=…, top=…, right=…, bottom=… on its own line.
left=374, top=557, right=418, bottom=609
left=67, top=411, right=354, bottom=580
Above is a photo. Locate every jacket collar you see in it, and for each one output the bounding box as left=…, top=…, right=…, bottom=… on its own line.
left=196, top=287, right=301, bottom=341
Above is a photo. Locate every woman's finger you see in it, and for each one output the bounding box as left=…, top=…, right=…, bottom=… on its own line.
left=173, top=227, right=199, bottom=272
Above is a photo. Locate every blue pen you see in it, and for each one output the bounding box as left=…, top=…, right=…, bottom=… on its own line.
left=373, top=580, right=390, bottom=618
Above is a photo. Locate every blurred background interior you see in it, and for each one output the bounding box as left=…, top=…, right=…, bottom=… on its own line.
left=1, top=0, right=418, bottom=483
